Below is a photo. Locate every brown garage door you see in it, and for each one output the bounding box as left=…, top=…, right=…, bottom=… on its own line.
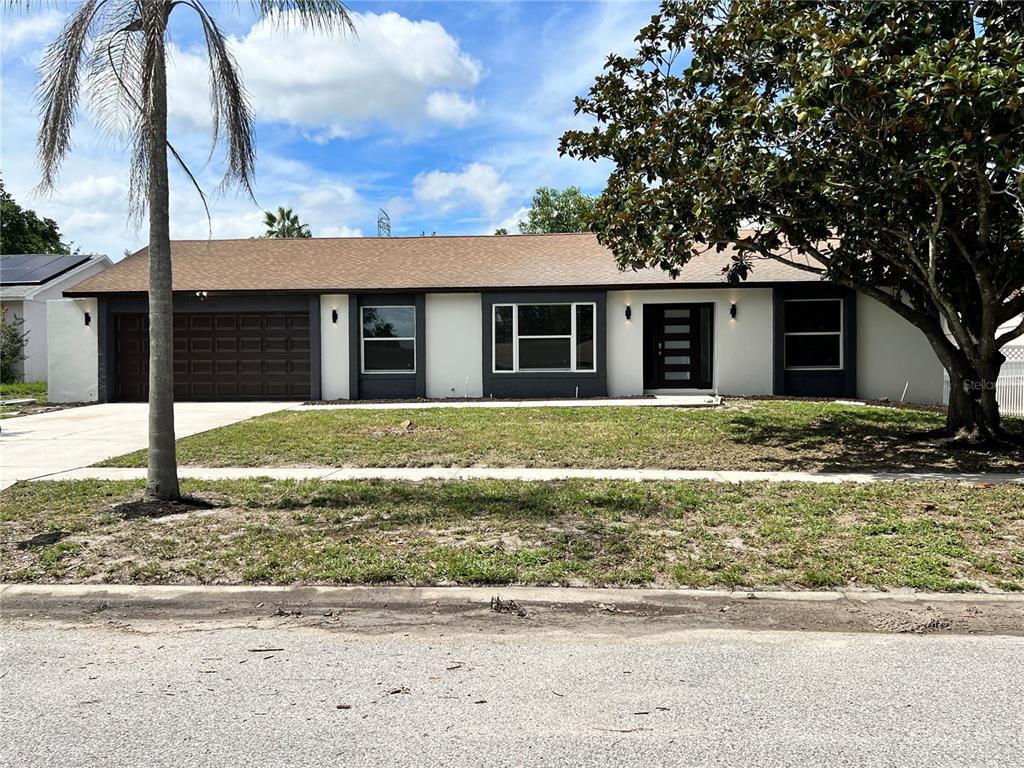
left=114, top=313, right=311, bottom=401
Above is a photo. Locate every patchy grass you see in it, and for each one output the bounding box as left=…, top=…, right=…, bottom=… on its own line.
left=2, top=478, right=1022, bottom=591
left=0, top=381, right=47, bottom=401
left=0, top=381, right=47, bottom=417
left=98, top=400, right=1024, bottom=472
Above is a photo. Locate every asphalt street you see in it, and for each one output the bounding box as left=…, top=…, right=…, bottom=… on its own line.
left=1, top=618, right=1020, bottom=767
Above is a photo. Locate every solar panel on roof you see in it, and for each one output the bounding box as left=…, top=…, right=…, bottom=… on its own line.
left=0, top=254, right=90, bottom=285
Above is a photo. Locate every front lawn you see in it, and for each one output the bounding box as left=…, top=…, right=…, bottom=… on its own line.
left=2, top=478, right=1022, bottom=591
left=98, top=399, right=1024, bottom=472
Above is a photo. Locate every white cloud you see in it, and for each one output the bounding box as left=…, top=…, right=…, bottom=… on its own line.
left=0, top=9, right=64, bottom=50
left=56, top=175, right=127, bottom=203
left=167, top=10, right=482, bottom=137
left=412, top=163, right=511, bottom=218
left=424, top=91, right=479, bottom=126
left=298, top=183, right=358, bottom=211
left=319, top=225, right=363, bottom=238
left=493, top=205, right=530, bottom=233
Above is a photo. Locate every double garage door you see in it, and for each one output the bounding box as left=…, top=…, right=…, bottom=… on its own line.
left=115, top=312, right=311, bottom=401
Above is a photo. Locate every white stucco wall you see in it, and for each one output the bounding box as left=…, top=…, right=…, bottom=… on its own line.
left=606, top=288, right=775, bottom=396
left=20, top=300, right=49, bottom=382
left=857, top=293, right=944, bottom=404
left=29, top=258, right=111, bottom=383
left=319, top=294, right=350, bottom=400
left=2, top=258, right=110, bottom=383
left=425, top=293, right=483, bottom=398
left=46, top=298, right=98, bottom=402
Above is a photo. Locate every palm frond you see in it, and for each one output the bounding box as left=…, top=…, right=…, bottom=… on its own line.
left=253, top=0, right=356, bottom=35
left=35, top=0, right=105, bottom=191
left=88, top=0, right=145, bottom=141
left=126, top=0, right=166, bottom=221
left=189, top=0, right=257, bottom=197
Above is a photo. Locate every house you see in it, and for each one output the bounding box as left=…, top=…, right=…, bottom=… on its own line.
left=47, top=233, right=945, bottom=404
left=1, top=253, right=111, bottom=383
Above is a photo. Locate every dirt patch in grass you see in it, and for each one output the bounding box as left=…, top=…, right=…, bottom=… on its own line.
left=96, top=399, right=1024, bottom=473
left=112, top=495, right=219, bottom=520
left=2, top=478, right=1022, bottom=591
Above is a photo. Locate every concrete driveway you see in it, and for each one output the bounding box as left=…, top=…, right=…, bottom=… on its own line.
left=0, top=402, right=290, bottom=489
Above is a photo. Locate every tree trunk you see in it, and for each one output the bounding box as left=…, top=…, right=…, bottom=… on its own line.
left=144, top=7, right=180, bottom=502
left=943, top=353, right=1005, bottom=442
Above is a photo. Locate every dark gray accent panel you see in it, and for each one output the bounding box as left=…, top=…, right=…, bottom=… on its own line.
left=349, top=294, right=426, bottom=400
left=481, top=291, right=607, bottom=398
left=97, top=298, right=113, bottom=402
left=773, top=285, right=857, bottom=397
left=99, top=293, right=315, bottom=403
left=308, top=296, right=321, bottom=401
left=348, top=299, right=359, bottom=401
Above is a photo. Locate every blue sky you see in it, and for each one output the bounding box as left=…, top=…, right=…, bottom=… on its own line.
left=0, top=1, right=658, bottom=259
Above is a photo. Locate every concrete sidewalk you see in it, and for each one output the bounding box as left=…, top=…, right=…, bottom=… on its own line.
left=35, top=465, right=1024, bottom=484
left=0, top=402, right=291, bottom=490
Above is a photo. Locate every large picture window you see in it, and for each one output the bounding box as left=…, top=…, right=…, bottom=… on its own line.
left=493, top=302, right=596, bottom=373
left=784, top=299, right=842, bottom=370
left=361, top=305, right=415, bottom=373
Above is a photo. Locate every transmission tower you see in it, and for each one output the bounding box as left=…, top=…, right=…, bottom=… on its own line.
left=377, top=209, right=391, bottom=237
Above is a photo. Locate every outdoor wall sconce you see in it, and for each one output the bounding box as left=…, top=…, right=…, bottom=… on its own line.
left=625, top=305, right=632, bottom=321
left=730, top=303, right=737, bottom=319
left=84, top=311, right=91, bottom=326
left=332, top=308, right=339, bottom=324
left=195, top=290, right=208, bottom=301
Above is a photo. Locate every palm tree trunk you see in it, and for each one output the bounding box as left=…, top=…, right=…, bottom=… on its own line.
left=144, top=6, right=180, bottom=502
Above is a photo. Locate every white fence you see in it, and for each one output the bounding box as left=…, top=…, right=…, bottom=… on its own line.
left=942, top=346, right=1024, bottom=417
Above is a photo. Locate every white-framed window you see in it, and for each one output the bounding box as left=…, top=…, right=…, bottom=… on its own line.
left=361, top=305, right=415, bottom=374
left=492, top=302, right=596, bottom=373
left=784, top=298, right=843, bottom=370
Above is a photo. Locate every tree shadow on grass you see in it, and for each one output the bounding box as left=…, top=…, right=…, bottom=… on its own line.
left=723, top=409, right=1024, bottom=472
left=15, top=530, right=68, bottom=549
left=248, top=481, right=673, bottom=530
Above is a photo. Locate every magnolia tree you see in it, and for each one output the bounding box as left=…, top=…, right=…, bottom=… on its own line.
left=560, top=0, right=1024, bottom=441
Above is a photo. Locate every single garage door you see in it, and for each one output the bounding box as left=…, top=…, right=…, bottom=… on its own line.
left=114, top=312, right=311, bottom=401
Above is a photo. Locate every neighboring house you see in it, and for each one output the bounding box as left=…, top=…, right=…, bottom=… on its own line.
left=50, top=233, right=946, bottom=405
left=941, top=315, right=1024, bottom=417
left=1, top=253, right=111, bottom=382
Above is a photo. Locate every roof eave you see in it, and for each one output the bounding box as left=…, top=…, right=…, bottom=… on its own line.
left=18, top=255, right=112, bottom=299
left=63, top=279, right=818, bottom=298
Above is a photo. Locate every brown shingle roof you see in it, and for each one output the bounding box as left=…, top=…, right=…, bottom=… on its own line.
left=65, top=233, right=822, bottom=295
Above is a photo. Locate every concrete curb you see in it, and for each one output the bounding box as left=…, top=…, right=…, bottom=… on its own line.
left=32, top=466, right=1024, bottom=484
left=3, top=583, right=1022, bottom=636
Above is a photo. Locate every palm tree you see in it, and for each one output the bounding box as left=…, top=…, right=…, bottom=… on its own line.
left=27, top=1, right=354, bottom=501
left=263, top=206, right=312, bottom=238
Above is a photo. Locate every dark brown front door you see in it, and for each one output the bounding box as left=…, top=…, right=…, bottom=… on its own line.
left=114, top=312, right=311, bottom=401
left=643, top=303, right=714, bottom=389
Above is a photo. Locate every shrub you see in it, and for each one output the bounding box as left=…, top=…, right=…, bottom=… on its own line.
left=1, top=307, right=28, bottom=383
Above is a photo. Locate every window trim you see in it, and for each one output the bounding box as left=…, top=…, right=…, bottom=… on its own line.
left=492, top=301, right=597, bottom=374
left=783, top=298, right=843, bottom=371
left=360, top=304, right=416, bottom=375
